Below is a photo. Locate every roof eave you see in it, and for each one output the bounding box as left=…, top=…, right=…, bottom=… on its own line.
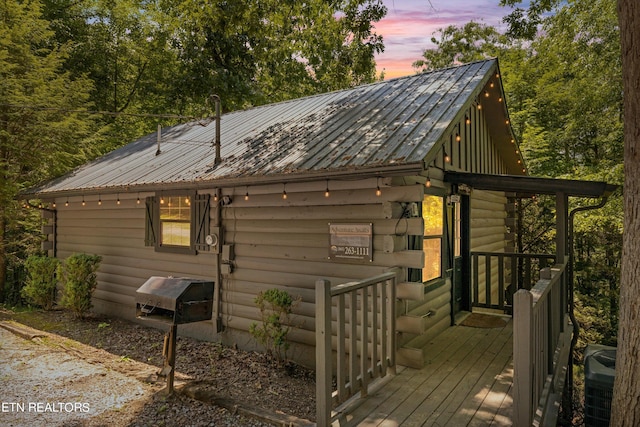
left=24, top=162, right=426, bottom=200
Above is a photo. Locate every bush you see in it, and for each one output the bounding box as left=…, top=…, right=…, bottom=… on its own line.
left=58, top=253, right=102, bottom=318
left=21, top=255, right=60, bottom=310
left=249, top=288, right=299, bottom=364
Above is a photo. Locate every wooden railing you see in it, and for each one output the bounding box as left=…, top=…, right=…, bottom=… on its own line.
left=471, top=251, right=556, bottom=311
left=315, top=269, right=398, bottom=426
left=513, top=257, right=572, bottom=427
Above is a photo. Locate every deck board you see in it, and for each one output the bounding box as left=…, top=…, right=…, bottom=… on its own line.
left=334, top=319, right=513, bottom=426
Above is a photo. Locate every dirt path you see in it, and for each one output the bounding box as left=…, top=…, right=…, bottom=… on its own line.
left=0, top=324, right=157, bottom=426
left=0, top=315, right=313, bottom=427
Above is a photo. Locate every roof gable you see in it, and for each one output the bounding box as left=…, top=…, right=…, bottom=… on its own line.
left=28, top=59, right=519, bottom=197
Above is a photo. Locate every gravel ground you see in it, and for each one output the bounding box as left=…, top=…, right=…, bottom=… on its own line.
left=0, top=308, right=316, bottom=427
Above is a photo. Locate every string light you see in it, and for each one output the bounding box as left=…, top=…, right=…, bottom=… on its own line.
left=65, top=198, right=69, bottom=207
left=484, top=91, right=490, bottom=98
left=505, top=119, right=510, bottom=125
left=244, top=187, right=249, bottom=201
left=444, top=151, right=450, bottom=163
left=214, top=192, right=219, bottom=202
left=98, top=195, right=102, bottom=206
left=160, top=195, right=165, bottom=204
left=282, top=183, right=287, bottom=200
left=375, top=177, right=382, bottom=197
left=490, top=82, right=495, bottom=88
left=117, top=194, right=121, bottom=205
left=426, top=176, right=432, bottom=188
left=324, top=180, right=330, bottom=198
left=137, top=194, right=141, bottom=204
left=477, top=104, right=482, bottom=110
left=82, top=196, right=86, bottom=207
left=455, top=133, right=461, bottom=142
left=498, top=97, right=503, bottom=103
left=465, top=115, right=471, bottom=125
left=52, top=201, right=56, bottom=208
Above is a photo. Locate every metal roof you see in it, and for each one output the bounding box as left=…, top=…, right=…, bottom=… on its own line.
left=28, top=59, right=517, bottom=197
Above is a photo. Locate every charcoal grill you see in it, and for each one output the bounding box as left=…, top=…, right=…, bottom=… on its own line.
left=136, top=276, right=214, bottom=394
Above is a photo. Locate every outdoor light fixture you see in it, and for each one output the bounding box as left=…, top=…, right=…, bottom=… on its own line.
left=160, top=195, right=165, bottom=204
left=465, top=115, right=471, bottom=125
left=426, top=176, right=432, bottom=188
left=117, top=195, right=121, bottom=205
left=444, top=151, right=450, bottom=163
left=455, top=133, right=461, bottom=142
left=324, top=180, right=330, bottom=198
left=98, top=196, right=102, bottom=205
left=282, top=184, right=287, bottom=200
left=244, top=187, right=249, bottom=201
left=82, top=196, right=86, bottom=207
left=137, top=195, right=141, bottom=204
left=65, top=198, right=69, bottom=207
left=375, top=177, right=382, bottom=197
left=52, top=201, right=56, bottom=208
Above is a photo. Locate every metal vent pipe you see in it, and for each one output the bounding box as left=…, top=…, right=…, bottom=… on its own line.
left=211, top=95, right=221, bottom=165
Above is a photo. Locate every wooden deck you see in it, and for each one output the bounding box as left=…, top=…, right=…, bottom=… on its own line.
left=333, top=317, right=513, bottom=426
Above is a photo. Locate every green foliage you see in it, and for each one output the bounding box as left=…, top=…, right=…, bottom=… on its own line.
left=21, top=255, right=60, bottom=310
left=417, top=0, right=623, bottom=352
left=249, top=288, right=299, bottom=364
left=58, top=253, right=102, bottom=318
left=413, top=21, right=507, bottom=72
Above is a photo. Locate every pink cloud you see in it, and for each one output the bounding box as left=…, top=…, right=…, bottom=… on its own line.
left=375, top=0, right=512, bottom=78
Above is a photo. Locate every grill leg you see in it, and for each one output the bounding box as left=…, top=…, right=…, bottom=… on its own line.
left=165, top=324, right=177, bottom=395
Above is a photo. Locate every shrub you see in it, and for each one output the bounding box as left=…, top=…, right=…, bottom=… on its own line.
left=21, top=255, right=60, bottom=310
left=58, top=253, right=102, bottom=318
left=249, top=288, right=299, bottom=364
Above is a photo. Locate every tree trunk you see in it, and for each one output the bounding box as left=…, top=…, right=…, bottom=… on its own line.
left=611, top=1, right=640, bottom=425
left=0, top=212, right=5, bottom=303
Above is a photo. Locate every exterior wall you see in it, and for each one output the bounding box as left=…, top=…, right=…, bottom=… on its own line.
left=46, top=179, right=425, bottom=368
left=470, top=189, right=510, bottom=306
left=217, top=178, right=424, bottom=367
left=52, top=192, right=219, bottom=339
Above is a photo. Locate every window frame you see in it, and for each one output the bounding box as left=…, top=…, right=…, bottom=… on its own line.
left=421, top=195, right=444, bottom=283
left=145, top=192, right=210, bottom=255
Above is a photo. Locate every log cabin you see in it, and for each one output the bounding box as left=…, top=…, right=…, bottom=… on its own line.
left=25, top=58, right=616, bottom=425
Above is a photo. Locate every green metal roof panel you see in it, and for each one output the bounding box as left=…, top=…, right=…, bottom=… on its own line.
left=28, top=59, right=504, bottom=196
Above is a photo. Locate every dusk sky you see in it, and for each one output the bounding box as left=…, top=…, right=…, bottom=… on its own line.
left=375, top=0, right=517, bottom=78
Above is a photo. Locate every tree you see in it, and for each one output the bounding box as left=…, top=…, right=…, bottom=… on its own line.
left=161, top=0, right=387, bottom=108
left=0, top=0, right=93, bottom=301
left=611, top=0, right=640, bottom=425
left=413, top=21, right=507, bottom=72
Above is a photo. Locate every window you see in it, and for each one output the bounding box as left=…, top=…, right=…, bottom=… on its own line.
left=160, top=196, right=191, bottom=247
left=145, top=193, right=210, bottom=254
left=422, top=195, right=443, bottom=282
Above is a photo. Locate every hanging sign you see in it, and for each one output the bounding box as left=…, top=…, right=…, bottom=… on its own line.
left=329, top=223, right=373, bottom=262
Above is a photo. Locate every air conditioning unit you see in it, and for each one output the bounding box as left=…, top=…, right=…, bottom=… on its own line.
left=584, top=344, right=616, bottom=427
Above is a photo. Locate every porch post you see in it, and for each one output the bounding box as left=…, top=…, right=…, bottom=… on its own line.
left=316, top=279, right=333, bottom=426
left=513, top=289, right=534, bottom=426
left=555, top=192, right=568, bottom=261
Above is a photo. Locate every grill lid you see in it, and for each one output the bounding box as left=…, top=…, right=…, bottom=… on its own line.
left=135, top=276, right=213, bottom=312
